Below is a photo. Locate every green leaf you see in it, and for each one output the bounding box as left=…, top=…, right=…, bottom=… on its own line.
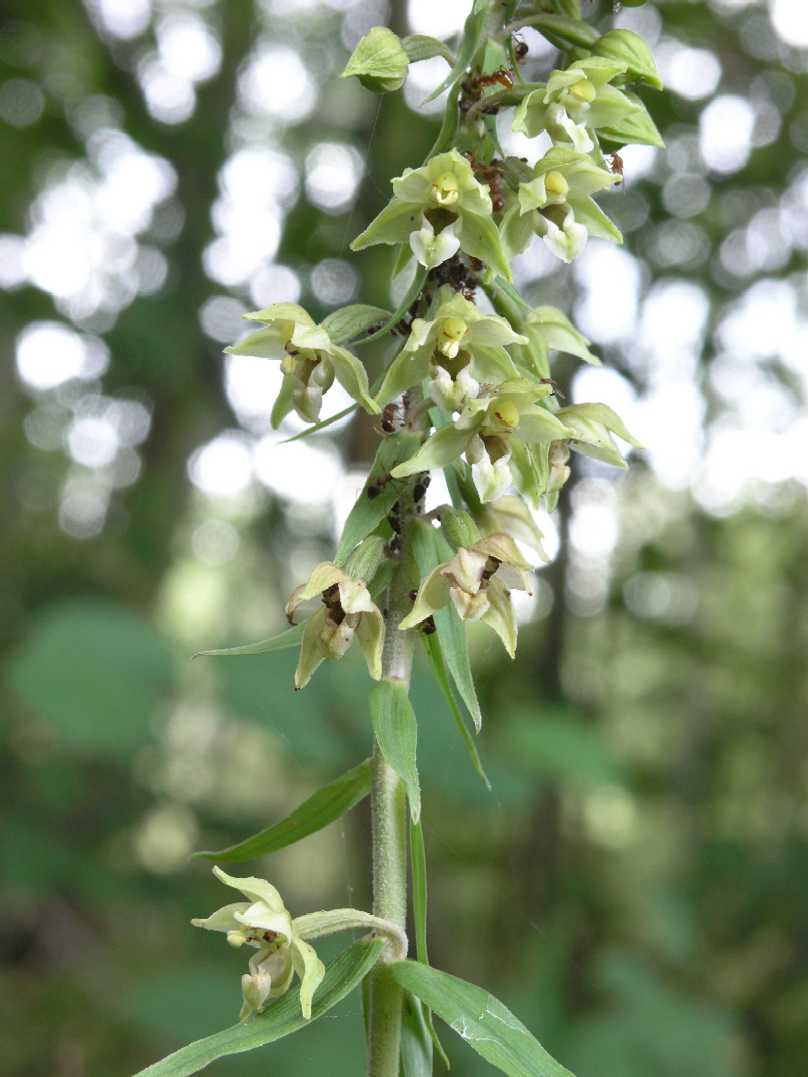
left=369, top=680, right=421, bottom=823
left=280, top=403, right=358, bottom=444
left=335, top=431, right=423, bottom=565
left=411, top=521, right=483, bottom=731
left=423, top=633, right=490, bottom=789
left=401, top=994, right=434, bottom=1077
left=403, top=34, right=455, bottom=65
left=594, top=29, right=662, bottom=91
left=424, top=7, right=487, bottom=103
left=322, top=304, right=392, bottom=345
left=523, top=14, right=598, bottom=50
left=133, top=941, right=384, bottom=1077
left=599, top=92, right=664, bottom=149
left=356, top=264, right=429, bottom=347
left=390, top=961, right=576, bottom=1077
left=8, top=599, right=173, bottom=760
left=409, top=819, right=452, bottom=1070
left=410, top=820, right=429, bottom=964
left=193, top=759, right=372, bottom=862
left=194, top=622, right=304, bottom=658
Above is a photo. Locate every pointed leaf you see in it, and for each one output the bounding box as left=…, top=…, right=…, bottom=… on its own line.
left=412, top=521, right=483, bottom=732
left=403, top=34, right=455, bottom=65
left=133, top=941, right=384, bottom=1077
left=369, top=680, right=421, bottom=823
left=193, top=759, right=372, bottom=862
left=401, top=994, right=434, bottom=1077
left=356, top=264, right=429, bottom=347
left=280, top=403, right=358, bottom=444
left=321, top=304, right=392, bottom=345
left=424, top=8, right=486, bottom=103
left=194, top=623, right=303, bottom=658
left=390, top=961, right=576, bottom=1077
left=523, top=13, right=598, bottom=50
left=423, top=633, right=490, bottom=788
left=335, top=431, right=423, bottom=565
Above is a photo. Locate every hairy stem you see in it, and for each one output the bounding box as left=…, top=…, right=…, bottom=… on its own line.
left=366, top=580, right=414, bottom=1075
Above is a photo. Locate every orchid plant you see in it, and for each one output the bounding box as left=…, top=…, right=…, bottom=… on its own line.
left=138, top=3, right=662, bottom=1075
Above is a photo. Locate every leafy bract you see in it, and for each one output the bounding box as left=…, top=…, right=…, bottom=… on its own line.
left=193, top=759, right=372, bottom=862
left=369, top=680, right=421, bottom=823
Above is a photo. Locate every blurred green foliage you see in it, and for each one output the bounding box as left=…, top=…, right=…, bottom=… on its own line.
left=2, top=1, right=807, bottom=1075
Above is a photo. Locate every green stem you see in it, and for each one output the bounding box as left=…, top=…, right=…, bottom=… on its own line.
left=366, top=591, right=413, bottom=1077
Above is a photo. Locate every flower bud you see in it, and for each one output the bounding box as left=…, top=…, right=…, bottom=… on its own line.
left=440, top=508, right=482, bottom=551
left=340, top=27, right=409, bottom=93
left=343, top=534, right=386, bottom=584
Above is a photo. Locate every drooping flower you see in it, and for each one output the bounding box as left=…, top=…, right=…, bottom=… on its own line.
left=192, top=867, right=325, bottom=1021
left=286, top=559, right=385, bottom=690
left=501, top=146, right=621, bottom=264
left=391, top=379, right=571, bottom=503
left=512, top=58, right=637, bottom=153
left=225, top=303, right=379, bottom=427
left=400, top=532, right=533, bottom=657
left=376, top=289, right=527, bottom=410
left=350, top=149, right=511, bottom=277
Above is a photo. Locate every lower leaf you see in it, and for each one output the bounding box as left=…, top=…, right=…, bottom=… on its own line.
left=390, top=961, right=576, bottom=1077
left=133, top=940, right=384, bottom=1077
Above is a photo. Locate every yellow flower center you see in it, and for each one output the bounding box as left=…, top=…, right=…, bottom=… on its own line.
left=437, top=317, right=467, bottom=358
left=570, top=79, right=596, bottom=103
left=432, top=172, right=460, bottom=206
left=493, top=401, right=520, bottom=429
left=544, top=171, right=569, bottom=198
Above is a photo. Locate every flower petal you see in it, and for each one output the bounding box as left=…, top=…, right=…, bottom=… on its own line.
left=291, top=937, right=326, bottom=1020
left=212, top=866, right=288, bottom=912
left=355, top=607, right=385, bottom=680
left=191, top=902, right=250, bottom=934
left=481, top=579, right=519, bottom=658
left=399, top=564, right=451, bottom=630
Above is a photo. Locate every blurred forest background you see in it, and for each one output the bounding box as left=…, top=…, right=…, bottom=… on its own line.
left=2, top=0, right=808, bottom=1074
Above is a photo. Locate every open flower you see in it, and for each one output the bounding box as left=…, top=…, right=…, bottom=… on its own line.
left=286, top=562, right=385, bottom=690
left=391, top=379, right=571, bottom=503
left=226, top=303, right=379, bottom=427
left=376, top=289, right=526, bottom=409
left=501, top=147, right=621, bottom=263
left=192, top=867, right=325, bottom=1021
left=350, top=149, right=510, bottom=277
left=400, top=533, right=533, bottom=657
left=512, top=58, right=637, bottom=153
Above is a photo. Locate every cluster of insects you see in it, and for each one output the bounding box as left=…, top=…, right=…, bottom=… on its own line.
left=463, top=152, right=507, bottom=213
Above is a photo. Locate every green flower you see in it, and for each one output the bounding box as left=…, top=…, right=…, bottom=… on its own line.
left=225, top=303, right=379, bottom=427
left=400, top=533, right=533, bottom=657
left=513, top=57, right=637, bottom=153
left=555, top=402, right=643, bottom=468
left=350, top=149, right=511, bottom=278
left=392, top=380, right=571, bottom=503
left=501, top=146, right=621, bottom=263
left=285, top=562, right=385, bottom=690
left=192, top=867, right=325, bottom=1021
left=376, top=289, right=527, bottom=409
